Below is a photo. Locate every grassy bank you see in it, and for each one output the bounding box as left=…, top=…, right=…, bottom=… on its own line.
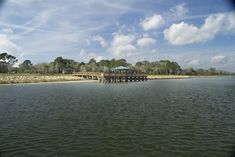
left=0, top=74, right=196, bottom=84
left=0, top=74, right=84, bottom=84
left=147, top=75, right=192, bottom=80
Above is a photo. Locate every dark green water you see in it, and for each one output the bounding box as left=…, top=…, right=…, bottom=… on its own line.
left=0, top=77, right=235, bottom=157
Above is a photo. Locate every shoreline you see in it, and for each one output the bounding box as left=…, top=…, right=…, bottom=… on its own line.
left=0, top=74, right=233, bottom=85
left=147, top=75, right=234, bottom=80
left=0, top=80, right=97, bottom=86
left=0, top=74, right=94, bottom=85
left=147, top=75, right=192, bottom=80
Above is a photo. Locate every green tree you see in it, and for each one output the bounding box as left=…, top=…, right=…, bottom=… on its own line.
left=19, top=60, right=33, bottom=73
left=53, top=57, right=67, bottom=73
left=33, top=63, right=50, bottom=74
left=88, top=58, right=96, bottom=65
left=0, top=52, right=18, bottom=73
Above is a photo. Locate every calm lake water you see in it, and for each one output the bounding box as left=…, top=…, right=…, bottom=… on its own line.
left=0, top=77, right=235, bottom=157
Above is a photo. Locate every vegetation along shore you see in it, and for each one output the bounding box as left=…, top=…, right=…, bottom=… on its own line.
left=147, top=75, right=191, bottom=80
left=0, top=74, right=86, bottom=84
left=0, top=52, right=234, bottom=84
left=0, top=74, right=192, bottom=84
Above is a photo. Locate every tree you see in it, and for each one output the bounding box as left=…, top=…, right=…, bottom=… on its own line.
left=53, top=57, right=67, bottom=73
left=134, top=60, right=182, bottom=75
left=33, top=63, right=50, bottom=74
left=135, top=61, right=143, bottom=67
left=88, top=58, right=96, bottom=65
left=64, top=59, right=80, bottom=71
left=208, top=67, right=216, bottom=75
left=19, top=60, right=33, bottom=73
left=0, top=52, right=18, bottom=73
left=98, top=60, right=110, bottom=66
left=109, top=58, right=130, bottom=68
left=0, top=53, right=18, bottom=65
left=182, top=68, right=196, bottom=75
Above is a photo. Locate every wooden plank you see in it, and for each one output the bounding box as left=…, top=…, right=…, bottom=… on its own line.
left=72, top=72, right=147, bottom=83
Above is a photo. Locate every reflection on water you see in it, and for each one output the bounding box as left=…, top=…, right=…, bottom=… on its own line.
left=0, top=77, right=235, bottom=157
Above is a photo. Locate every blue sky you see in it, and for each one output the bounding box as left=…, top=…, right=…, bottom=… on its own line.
left=0, top=0, right=235, bottom=71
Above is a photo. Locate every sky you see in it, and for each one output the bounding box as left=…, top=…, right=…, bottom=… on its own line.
left=0, top=0, right=235, bottom=71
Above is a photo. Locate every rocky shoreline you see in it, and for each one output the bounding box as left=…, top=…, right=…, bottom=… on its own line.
left=0, top=74, right=84, bottom=84
left=147, top=75, right=191, bottom=80
left=0, top=74, right=193, bottom=84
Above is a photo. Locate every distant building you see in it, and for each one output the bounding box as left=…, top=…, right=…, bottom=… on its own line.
left=111, top=66, right=132, bottom=73
left=62, top=67, right=75, bottom=74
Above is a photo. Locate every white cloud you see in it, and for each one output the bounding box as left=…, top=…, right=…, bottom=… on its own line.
left=226, top=13, right=235, bottom=31
left=95, top=56, right=104, bottom=62
left=79, top=49, right=87, bottom=56
left=137, top=37, right=156, bottom=47
left=85, top=39, right=91, bottom=46
left=79, top=49, right=105, bottom=62
left=79, top=49, right=96, bottom=58
left=140, top=14, right=165, bottom=31
left=14, top=9, right=56, bottom=37
left=164, top=22, right=201, bottom=45
left=143, top=33, right=150, bottom=37
left=8, top=0, right=35, bottom=7
left=109, top=33, right=137, bottom=57
left=92, top=35, right=108, bottom=48
left=1, top=28, right=14, bottom=34
left=0, top=0, right=138, bottom=63
left=211, top=55, right=226, bottom=63
left=0, top=35, right=22, bottom=56
left=188, top=59, right=199, bottom=66
left=170, top=3, right=188, bottom=17
left=164, top=12, right=235, bottom=45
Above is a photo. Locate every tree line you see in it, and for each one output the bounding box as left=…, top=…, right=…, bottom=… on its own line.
left=0, top=52, right=234, bottom=75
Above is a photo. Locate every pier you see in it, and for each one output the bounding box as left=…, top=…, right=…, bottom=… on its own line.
left=73, top=66, right=147, bottom=83
left=73, top=72, right=147, bottom=83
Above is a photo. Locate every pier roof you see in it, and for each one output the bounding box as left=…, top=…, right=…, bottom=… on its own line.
left=111, top=66, right=130, bottom=70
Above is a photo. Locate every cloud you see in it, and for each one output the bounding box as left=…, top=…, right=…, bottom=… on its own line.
left=13, top=9, right=56, bottom=37
left=109, top=33, right=137, bottom=57
left=164, top=12, right=235, bottom=45
left=1, top=1, right=234, bottom=71
left=226, top=13, right=235, bottom=31
left=188, top=59, right=199, bottom=66
left=0, top=34, right=22, bottom=56
left=170, top=3, right=188, bottom=17
left=140, top=14, right=165, bottom=31
left=8, top=0, right=35, bottom=7
left=95, top=56, right=104, bottom=62
left=85, top=39, right=91, bottom=46
left=211, top=55, right=226, bottom=63
left=137, top=37, right=156, bottom=47
left=79, top=49, right=96, bottom=58
left=79, top=49, right=87, bottom=56
left=92, top=35, right=108, bottom=48
left=79, top=49, right=105, bottom=62
left=1, top=28, right=14, bottom=34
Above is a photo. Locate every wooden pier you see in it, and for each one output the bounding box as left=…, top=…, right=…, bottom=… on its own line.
left=73, top=72, right=147, bottom=83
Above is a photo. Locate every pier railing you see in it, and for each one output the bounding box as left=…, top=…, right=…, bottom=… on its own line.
left=72, top=72, right=147, bottom=83
left=103, top=73, right=147, bottom=77
left=73, top=72, right=147, bottom=77
left=73, top=72, right=102, bottom=77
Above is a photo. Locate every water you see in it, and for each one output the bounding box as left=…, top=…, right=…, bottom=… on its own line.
left=0, top=77, right=235, bottom=157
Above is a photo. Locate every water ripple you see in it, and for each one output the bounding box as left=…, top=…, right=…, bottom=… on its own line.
left=0, top=78, right=235, bottom=157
